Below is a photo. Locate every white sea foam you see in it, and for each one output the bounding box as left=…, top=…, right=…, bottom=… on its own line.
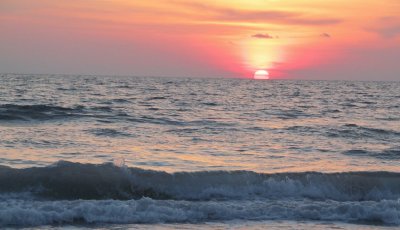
left=0, top=198, right=399, bottom=227
left=1, top=162, right=400, bottom=227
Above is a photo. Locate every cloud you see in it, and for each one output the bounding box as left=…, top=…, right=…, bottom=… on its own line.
left=252, top=33, right=274, bottom=39
left=367, top=17, right=400, bottom=38
left=378, top=25, right=400, bottom=38
left=216, top=10, right=341, bottom=26
left=173, top=1, right=342, bottom=26
left=320, top=33, right=331, bottom=38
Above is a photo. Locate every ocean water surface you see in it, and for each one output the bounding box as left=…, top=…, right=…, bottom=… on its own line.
left=0, top=74, right=399, bottom=229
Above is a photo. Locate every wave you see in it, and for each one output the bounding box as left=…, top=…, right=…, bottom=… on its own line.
left=0, top=104, right=85, bottom=121
left=286, top=124, right=400, bottom=141
left=1, top=197, right=399, bottom=227
left=0, top=104, right=237, bottom=128
left=87, top=128, right=133, bottom=137
left=2, top=162, right=400, bottom=226
left=1, top=161, right=400, bottom=202
left=342, top=124, right=400, bottom=137
left=0, top=104, right=132, bottom=123
left=343, top=147, right=400, bottom=159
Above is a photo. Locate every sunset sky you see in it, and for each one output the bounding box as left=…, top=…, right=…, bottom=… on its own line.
left=1, top=0, right=399, bottom=80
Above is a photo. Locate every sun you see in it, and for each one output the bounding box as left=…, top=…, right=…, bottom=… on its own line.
left=254, top=70, right=269, bottom=79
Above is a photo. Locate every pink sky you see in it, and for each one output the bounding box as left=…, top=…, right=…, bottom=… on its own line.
left=1, top=0, right=399, bottom=80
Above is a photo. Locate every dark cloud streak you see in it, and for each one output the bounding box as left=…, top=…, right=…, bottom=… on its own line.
left=320, top=33, right=331, bottom=38
left=252, top=33, right=274, bottom=39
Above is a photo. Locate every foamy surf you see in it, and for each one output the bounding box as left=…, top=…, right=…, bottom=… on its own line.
left=1, top=193, right=399, bottom=227
left=0, top=162, right=400, bottom=227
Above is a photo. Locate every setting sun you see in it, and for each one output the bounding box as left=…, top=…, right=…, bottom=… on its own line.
left=254, top=70, right=269, bottom=79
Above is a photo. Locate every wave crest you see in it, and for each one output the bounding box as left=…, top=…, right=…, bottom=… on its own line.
left=1, top=161, right=400, bottom=201
left=0, top=104, right=84, bottom=121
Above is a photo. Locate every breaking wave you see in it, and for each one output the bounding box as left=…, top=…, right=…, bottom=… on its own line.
left=1, top=162, right=400, bottom=227
left=1, top=161, right=400, bottom=201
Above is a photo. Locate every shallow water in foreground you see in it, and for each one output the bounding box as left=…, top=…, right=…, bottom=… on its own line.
left=0, top=74, right=399, bottom=228
left=26, top=220, right=400, bottom=230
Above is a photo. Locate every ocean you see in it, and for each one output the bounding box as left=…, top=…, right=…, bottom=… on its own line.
left=0, top=73, right=399, bottom=229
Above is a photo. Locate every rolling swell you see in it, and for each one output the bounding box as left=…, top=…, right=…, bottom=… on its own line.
left=1, top=161, right=400, bottom=201
left=343, top=147, right=400, bottom=159
left=0, top=104, right=85, bottom=121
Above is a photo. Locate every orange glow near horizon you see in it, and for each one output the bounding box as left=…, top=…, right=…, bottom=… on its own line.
left=1, top=0, right=399, bottom=79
